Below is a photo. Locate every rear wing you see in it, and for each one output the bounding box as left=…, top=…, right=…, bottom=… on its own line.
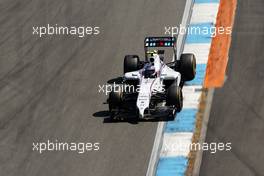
left=144, top=37, right=176, bottom=47
left=144, top=36, right=177, bottom=60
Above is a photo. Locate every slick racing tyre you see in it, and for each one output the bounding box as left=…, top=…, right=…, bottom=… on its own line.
left=166, top=84, right=183, bottom=112
left=108, top=88, right=123, bottom=111
left=124, top=55, right=140, bottom=74
left=179, top=53, right=196, bottom=81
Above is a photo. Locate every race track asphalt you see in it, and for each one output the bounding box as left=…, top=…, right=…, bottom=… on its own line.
left=0, top=0, right=186, bottom=176
left=200, top=0, right=264, bottom=175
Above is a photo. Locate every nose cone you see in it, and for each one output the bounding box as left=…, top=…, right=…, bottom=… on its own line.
left=136, top=78, right=155, bottom=118
left=137, top=98, right=148, bottom=118
left=137, top=90, right=150, bottom=118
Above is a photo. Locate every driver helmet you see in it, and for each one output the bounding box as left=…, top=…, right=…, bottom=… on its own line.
left=146, top=50, right=157, bottom=63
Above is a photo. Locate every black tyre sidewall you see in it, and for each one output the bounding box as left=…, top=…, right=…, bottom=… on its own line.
left=180, top=53, right=196, bottom=81
left=166, top=85, right=183, bottom=112
left=124, top=55, right=139, bottom=74
left=109, top=89, right=123, bottom=110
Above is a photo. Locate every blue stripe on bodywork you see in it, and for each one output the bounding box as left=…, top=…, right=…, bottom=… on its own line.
left=185, top=64, right=206, bottom=86
left=156, top=156, right=188, bottom=176
left=185, top=23, right=214, bottom=44
left=165, top=109, right=197, bottom=133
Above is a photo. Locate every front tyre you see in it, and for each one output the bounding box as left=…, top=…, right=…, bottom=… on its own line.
left=166, top=84, right=183, bottom=112
left=108, top=88, right=124, bottom=117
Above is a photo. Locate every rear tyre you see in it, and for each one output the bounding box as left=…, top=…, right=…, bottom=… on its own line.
left=166, top=84, right=183, bottom=112
left=179, top=53, right=196, bottom=81
left=124, top=55, right=140, bottom=74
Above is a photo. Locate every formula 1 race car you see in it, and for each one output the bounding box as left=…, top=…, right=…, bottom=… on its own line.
left=108, top=37, right=196, bottom=119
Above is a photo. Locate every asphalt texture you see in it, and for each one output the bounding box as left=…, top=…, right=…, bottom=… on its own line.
left=200, top=0, right=264, bottom=175
left=0, top=0, right=186, bottom=176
